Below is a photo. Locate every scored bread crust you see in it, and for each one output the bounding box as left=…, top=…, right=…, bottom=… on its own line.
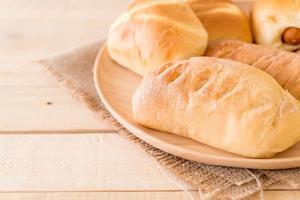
left=107, top=0, right=208, bottom=76
left=251, top=0, right=300, bottom=51
left=132, top=57, right=300, bottom=158
left=186, top=0, right=252, bottom=43
left=205, top=40, right=300, bottom=100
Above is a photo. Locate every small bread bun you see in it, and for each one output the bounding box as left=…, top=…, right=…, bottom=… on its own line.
left=251, top=0, right=300, bottom=51
left=186, top=0, right=252, bottom=44
left=107, top=0, right=208, bottom=76
left=133, top=57, right=300, bottom=158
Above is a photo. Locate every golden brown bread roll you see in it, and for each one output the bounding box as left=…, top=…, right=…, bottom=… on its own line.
left=205, top=40, right=300, bottom=99
left=186, top=0, right=252, bottom=43
left=251, top=0, right=300, bottom=51
left=107, top=0, right=208, bottom=76
left=132, top=57, right=300, bottom=158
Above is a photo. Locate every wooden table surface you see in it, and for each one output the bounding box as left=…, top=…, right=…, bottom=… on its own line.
left=0, top=0, right=299, bottom=199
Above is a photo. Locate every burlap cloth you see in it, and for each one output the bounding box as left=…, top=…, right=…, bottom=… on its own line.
left=37, top=40, right=300, bottom=200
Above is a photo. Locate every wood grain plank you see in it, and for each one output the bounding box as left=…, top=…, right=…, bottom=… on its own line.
left=0, top=191, right=200, bottom=200
left=0, top=133, right=297, bottom=192
left=0, top=0, right=130, bottom=68
left=0, top=63, right=114, bottom=132
left=0, top=133, right=189, bottom=191
left=0, top=191, right=297, bottom=200
left=0, top=21, right=108, bottom=68
left=0, top=0, right=123, bottom=132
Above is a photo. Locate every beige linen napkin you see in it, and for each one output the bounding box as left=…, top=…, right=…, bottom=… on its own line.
left=38, top=40, right=300, bottom=200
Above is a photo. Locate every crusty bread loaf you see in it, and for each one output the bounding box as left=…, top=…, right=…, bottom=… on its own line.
left=205, top=40, right=300, bottom=99
left=132, top=57, right=300, bottom=158
left=186, top=0, right=252, bottom=43
left=251, top=0, right=300, bottom=51
left=107, top=0, right=208, bottom=76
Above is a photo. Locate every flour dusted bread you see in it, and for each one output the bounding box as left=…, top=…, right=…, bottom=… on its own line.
left=187, top=0, right=252, bottom=43
left=206, top=40, right=300, bottom=99
left=107, top=0, right=208, bottom=76
left=132, top=57, right=300, bottom=158
left=251, top=0, right=300, bottom=51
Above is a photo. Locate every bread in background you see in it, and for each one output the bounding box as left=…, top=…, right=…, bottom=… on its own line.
left=251, top=0, right=300, bottom=52
left=107, top=0, right=208, bottom=76
left=206, top=40, right=300, bottom=100
left=132, top=57, right=300, bottom=158
left=186, top=0, right=252, bottom=44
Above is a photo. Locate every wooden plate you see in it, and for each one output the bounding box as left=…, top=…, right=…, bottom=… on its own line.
left=94, top=45, right=300, bottom=169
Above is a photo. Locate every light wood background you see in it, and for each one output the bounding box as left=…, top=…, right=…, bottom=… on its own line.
left=0, top=0, right=299, bottom=199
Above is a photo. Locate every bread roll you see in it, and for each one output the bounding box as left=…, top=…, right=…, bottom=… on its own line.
left=132, top=57, right=300, bottom=158
left=107, top=0, right=208, bottom=76
left=251, top=0, right=300, bottom=51
left=206, top=40, right=300, bottom=100
left=186, top=0, right=252, bottom=43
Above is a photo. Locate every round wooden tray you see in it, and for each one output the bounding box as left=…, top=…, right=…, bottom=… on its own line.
left=94, top=45, right=300, bottom=169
